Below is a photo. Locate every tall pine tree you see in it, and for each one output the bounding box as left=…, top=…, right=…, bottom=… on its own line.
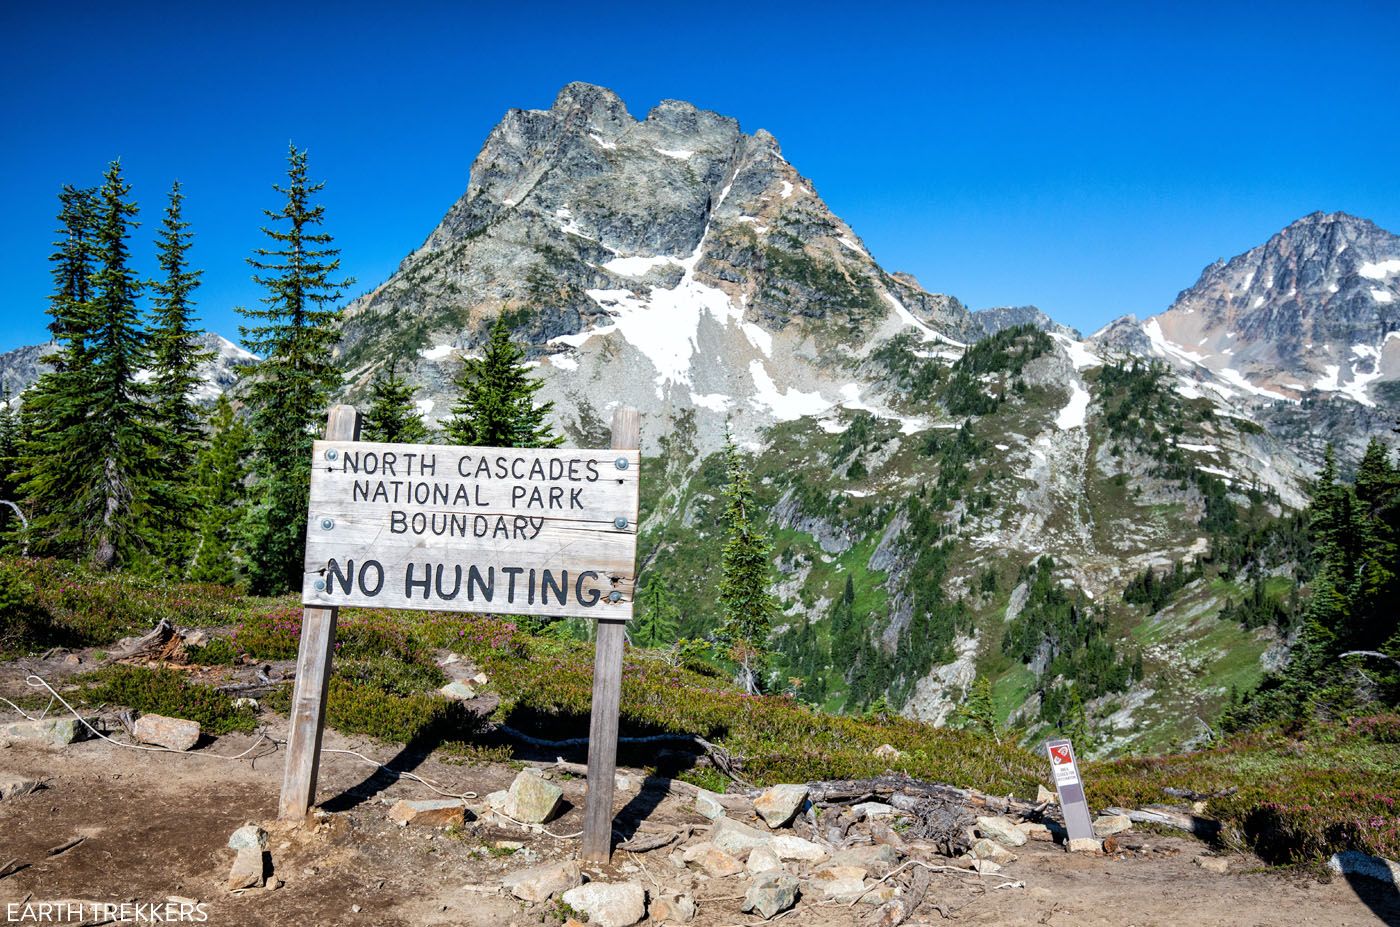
left=237, top=145, right=350, bottom=593
left=633, top=577, right=681, bottom=648
left=187, top=395, right=252, bottom=585
left=148, top=181, right=211, bottom=567
left=362, top=361, right=430, bottom=443
left=716, top=431, right=778, bottom=694
left=443, top=316, right=561, bottom=448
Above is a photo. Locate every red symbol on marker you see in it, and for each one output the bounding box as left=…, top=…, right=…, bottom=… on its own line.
left=1050, top=745, right=1072, bottom=765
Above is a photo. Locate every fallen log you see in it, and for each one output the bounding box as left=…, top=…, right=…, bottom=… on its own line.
left=785, top=775, right=1044, bottom=819
left=1104, top=805, right=1221, bottom=839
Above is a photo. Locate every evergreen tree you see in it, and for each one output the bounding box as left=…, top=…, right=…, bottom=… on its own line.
left=633, top=577, right=681, bottom=648
left=362, top=360, right=430, bottom=443
left=237, top=145, right=350, bottom=593
left=715, top=431, right=778, bottom=694
left=187, top=395, right=252, bottom=585
left=0, top=393, right=19, bottom=539
left=23, top=163, right=159, bottom=568
left=443, top=315, right=561, bottom=448
left=953, top=675, right=998, bottom=738
left=148, top=181, right=211, bottom=566
left=16, top=186, right=99, bottom=552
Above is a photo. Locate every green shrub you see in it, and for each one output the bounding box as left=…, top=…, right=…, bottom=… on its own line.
left=76, top=665, right=256, bottom=734
left=184, top=637, right=240, bottom=665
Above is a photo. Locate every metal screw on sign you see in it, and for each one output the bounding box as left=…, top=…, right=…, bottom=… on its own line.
left=325, top=448, right=339, bottom=461
left=320, top=517, right=335, bottom=531
left=608, top=591, right=623, bottom=603
left=313, top=578, right=326, bottom=591
left=613, top=516, right=628, bottom=529
left=614, top=456, right=629, bottom=470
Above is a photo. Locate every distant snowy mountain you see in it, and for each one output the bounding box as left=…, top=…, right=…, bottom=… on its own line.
left=1093, top=211, right=1400, bottom=463
left=0, top=333, right=257, bottom=407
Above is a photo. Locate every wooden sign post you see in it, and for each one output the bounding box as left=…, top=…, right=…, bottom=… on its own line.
left=279, top=403, right=641, bottom=864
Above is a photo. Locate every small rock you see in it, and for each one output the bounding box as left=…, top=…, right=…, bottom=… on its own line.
left=1327, top=850, right=1400, bottom=885
left=63, top=653, right=82, bottom=666
left=228, top=825, right=269, bottom=851
left=746, top=845, right=782, bottom=874
left=852, top=801, right=896, bottom=820
left=817, top=876, right=867, bottom=902
left=469, top=672, right=489, bottom=686
left=1068, top=837, right=1104, bottom=855
left=389, top=799, right=468, bottom=828
left=1193, top=854, right=1230, bottom=874
left=0, top=774, right=43, bottom=801
left=812, top=864, right=868, bottom=883
left=971, top=837, right=1017, bottom=864
left=232, top=698, right=258, bottom=710
left=503, top=860, right=582, bottom=902
left=226, top=848, right=265, bottom=891
left=561, top=882, right=647, bottom=927
left=742, top=869, right=799, bottom=919
left=0, top=717, right=83, bottom=746
left=869, top=822, right=908, bottom=852
left=649, top=892, right=697, bottom=924
left=440, top=681, right=477, bottom=700
left=872, top=743, right=903, bottom=760
left=1092, top=814, right=1132, bottom=837
left=829, top=844, right=901, bottom=877
left=1037, top=784, right=1057, bottom=803
left=770, top=834, right=827, bottom=861
left=976, top=815, right=1028, bottom=848
left=859, top=884, right=899, bottom=905
left=351, top=904, right=362, bottom=913
left=971, top=859, right=1003, bottom=874
left=615, top=773, right=635, bottom=792
left=684, top=843, right=743, bottom=878
left=754, top=784, right=809, bottom=829
left=710, top=817, right=773, bottom=854
left=693, top=789, right=725, bottom=821
left=134, top=714, right=200, bottom=751
left=485, top=789, right=509, bottom=812
left=1016, top=821, right=1052, bottom=842
left=504, top=770, right=564, bottom=824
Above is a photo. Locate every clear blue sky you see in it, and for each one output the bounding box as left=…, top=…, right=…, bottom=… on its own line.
left=2, top=1, right=1397, bottom=351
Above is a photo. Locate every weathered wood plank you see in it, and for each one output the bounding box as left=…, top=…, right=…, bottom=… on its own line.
left=279, top=404, right=361, bottom=822
left=581, top=406, right=639, bottom=863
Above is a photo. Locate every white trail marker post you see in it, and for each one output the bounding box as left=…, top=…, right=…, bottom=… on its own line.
left=1045, top=737, right=1096, bottom=847
left=279, top=404, right=642, bottom=865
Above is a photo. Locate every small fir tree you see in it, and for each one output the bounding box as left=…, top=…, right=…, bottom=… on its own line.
left=187, top=395, right=252, bottom=585
left=633, top=577, right=681, bottom=648
left=443, top=315, right=561, bottom=448
left=237, top=145, right=350, bottom=593
left=954, top=675, right=998, bottom=738
left=362, top=361, right=430, bottom=443
left=716, top=430, right=778, bottom=694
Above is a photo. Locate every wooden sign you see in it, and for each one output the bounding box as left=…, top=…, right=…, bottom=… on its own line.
left=1045, top=737, right=1095, bottom=845
left=301, top=441, right=640, bottom=619
left=282, top=404, right=642, bottom=866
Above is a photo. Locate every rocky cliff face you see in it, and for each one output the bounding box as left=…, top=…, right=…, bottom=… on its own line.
left=1094, top=212, right=1400, bottom=464
left=337, top=82, right=976, bottom=450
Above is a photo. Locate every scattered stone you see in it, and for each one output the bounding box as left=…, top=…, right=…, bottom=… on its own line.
left=754, top=784, right=809, bottom=828
left=852, top=801, right=896, bottom=820
left=771, top=834, right=827, bottom=861
left=62, top=653, right=81, bottom=666
left=1068, top=837, right=1104, bottom=855
left=1092, top=814, right=1132, bottom=837
left=971, top=859, right=1003, bottom=875
left=439, top=681, right=477, bottom=700
left=817, top=876, right=867, bottom=903
left=0, top=717, right=83, bottom=746
left=485, top=789, right=509, bottom=812
left=502, top=860, right=582, bottom=902
left=829, top=844, right=900, bottom=877
left=615, top=773, right=636, bottom=792
left=351, top=904, right=362, bottom=913
left=976, top=815, right=1028, bottom=848
left=683, top=843, right=743, bottom=878
left=693, top=789, right=725, bottom=821
left=1193, top=854, right=1230, bottom=874
left=561, top=882, right=647, bottom=927
left=746, top=845, right=782, bottom=874
left=504, top=770, right=563, bottom=824
left=1328, top=850, right=1400, bottom=884
left=227, top=825, right=268, bottom=851
left=710, top=817, right=773, bottom=855
left=232, top=698, right=258, bottom=710
left=648, top=892, right=696, bottom=924
left=869, top=822, right=907, bottom=852
left=812, top=864, right=868, bottom=883
left=0, top=774, right=43, bottom=801
left=859, top=884, right=899, bottom=905
left=1016, top=822, right=1052, bottom=842
left=872, top=743, right=903, bottom=760
left=742, top=870, right=799, bottom=920
left=1037, top=784, right=1057, bottom=803
left=226, top=848, right=265, bottom=891
left=491, top=839, right=525, bottom=851
left=971, top=837, right=1018, bottom=865
left=469, top=672, right=489, bottom=687
left=134, top=714, right=200, bottom=751
left=389, top=799, right=468, bottom=828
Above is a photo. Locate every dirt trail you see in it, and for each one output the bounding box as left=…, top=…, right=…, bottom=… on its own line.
left=1, top=718, right=1397, bottom=927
